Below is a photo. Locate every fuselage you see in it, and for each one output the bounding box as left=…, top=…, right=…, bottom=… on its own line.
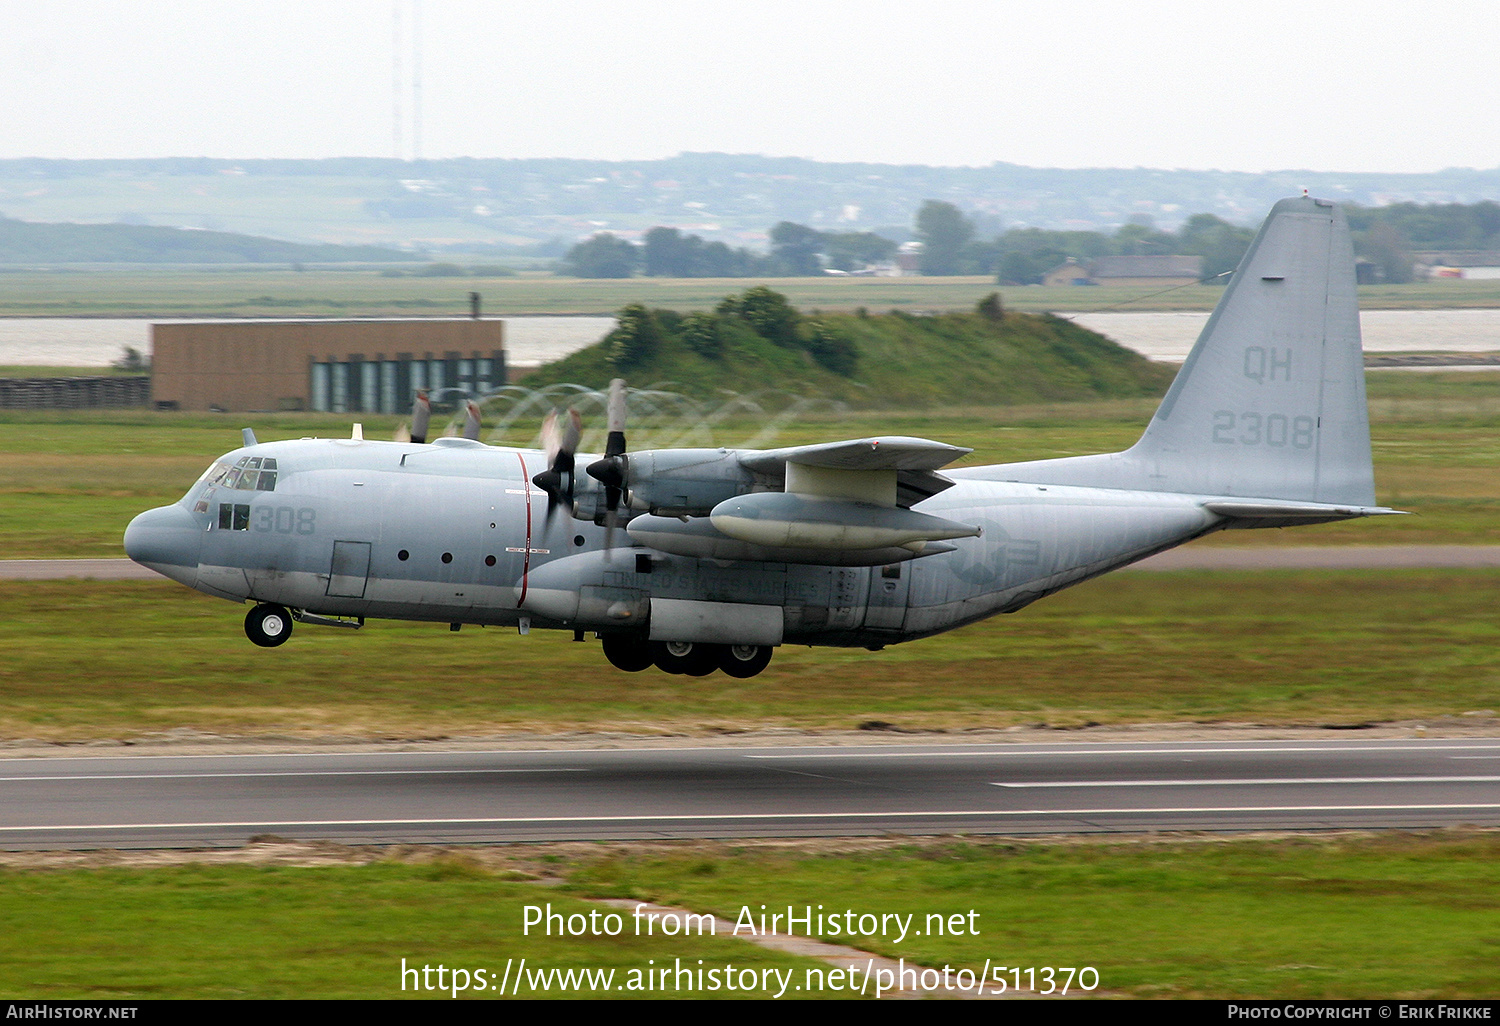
left=124, top=435, right=1221, bottom=648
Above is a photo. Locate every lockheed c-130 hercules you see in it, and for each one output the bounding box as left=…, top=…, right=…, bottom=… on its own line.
left=125, top=196, right=1400, bottom=679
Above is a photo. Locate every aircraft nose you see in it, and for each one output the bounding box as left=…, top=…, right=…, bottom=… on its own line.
left=124, top=504, right=203, bottom=579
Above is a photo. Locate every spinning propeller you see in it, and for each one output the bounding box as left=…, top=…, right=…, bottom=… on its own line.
left=530, top=406, right=583, bottom=526
left=530, top=379, right=629, bottom=543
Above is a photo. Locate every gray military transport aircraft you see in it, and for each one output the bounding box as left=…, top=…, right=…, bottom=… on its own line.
left=124, top=196, right=1400, bottom=678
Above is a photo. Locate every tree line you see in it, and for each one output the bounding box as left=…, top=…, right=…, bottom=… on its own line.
left=562, top=200, right=1500, bottom=284
left=562, top=224, right=899, bottom=279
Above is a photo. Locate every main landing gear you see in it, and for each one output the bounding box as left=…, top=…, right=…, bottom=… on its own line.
left=245, top=603, right=293, bottom=648
left=600, top=635, right=774, bottom=678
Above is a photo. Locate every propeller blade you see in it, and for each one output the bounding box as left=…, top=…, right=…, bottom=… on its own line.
left=561, top=406, right=582, bottom=455
left=540, top=409, right=561, bottom=465
left=409, top=390, right=431, bottom=444
left=531, top=407, right=584, bottom=527
left=462, top=400, right=483, bottom=441
left=604, top=377, right=627, bottom=457
left=586, top=379, right=629, bottom=550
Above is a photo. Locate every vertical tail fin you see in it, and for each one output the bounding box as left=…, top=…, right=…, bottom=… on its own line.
left=976, top=196, right=1376, bottom=507
left=1126, top=195, right=1374, bottom=504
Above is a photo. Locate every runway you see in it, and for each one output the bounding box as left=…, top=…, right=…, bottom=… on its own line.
left=5, top=546, right=1500, bottom=581
left=3, top=739, right=1498, bottom=850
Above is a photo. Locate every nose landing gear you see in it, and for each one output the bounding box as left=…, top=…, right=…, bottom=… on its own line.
left=245, top=603, right=293, bottom=647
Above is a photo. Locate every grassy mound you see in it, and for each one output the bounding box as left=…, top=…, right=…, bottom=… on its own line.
left=521, top=287, right=1174, bottom=407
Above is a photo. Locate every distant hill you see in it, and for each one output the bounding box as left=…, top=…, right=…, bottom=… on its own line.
left=0, top=216, right=409, bottom=264
left=2, top=156, right=1499, bottom=252
left=522, top=288, right=1174, bottom=408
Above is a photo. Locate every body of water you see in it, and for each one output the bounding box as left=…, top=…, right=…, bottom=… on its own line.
left=1069, top=309, right=1500, bottom=361
left=2, top=310, right=1499, bottom=369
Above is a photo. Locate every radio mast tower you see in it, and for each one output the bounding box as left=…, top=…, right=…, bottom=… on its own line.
left=391, top=2, right=403, bottom=160
left=411, top=0, right=423, bottom=162
left=391, top=1, right=423, bottom=161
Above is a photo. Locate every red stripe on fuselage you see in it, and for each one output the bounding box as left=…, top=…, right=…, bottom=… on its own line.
left=516, top=453, right=532, bottom=607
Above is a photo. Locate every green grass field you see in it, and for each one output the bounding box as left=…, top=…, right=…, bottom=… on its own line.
left=2, top=833, right=1495, bottom=999
left=1, top=377, right=1497, bottom=1003
left=6, top=266, right=1500, bottom=317
left=3, top=568, right=1497, bottom=740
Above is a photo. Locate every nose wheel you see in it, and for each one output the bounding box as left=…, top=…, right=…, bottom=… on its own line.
left=245, top=603, right=293, bottom=647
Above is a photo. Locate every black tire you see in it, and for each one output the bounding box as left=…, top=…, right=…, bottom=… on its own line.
left=719, top=644, right=773, bottom=679
left=601, top=634, right=653, bottom=672
left=652, top=640, right=720, bottom=677
left=245, top=603, right=293, bottom=648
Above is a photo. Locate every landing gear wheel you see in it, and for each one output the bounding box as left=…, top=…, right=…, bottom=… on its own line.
left=245, top=603, right=293, bottom=648
left=652, top=640, right=720, bottom=677
left=602, top=634, right=653, bottom=672
left=719, top=644, right=773, bottom=679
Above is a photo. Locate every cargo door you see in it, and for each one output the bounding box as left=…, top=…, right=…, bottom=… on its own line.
left=326, top=540, right=372, bottom=598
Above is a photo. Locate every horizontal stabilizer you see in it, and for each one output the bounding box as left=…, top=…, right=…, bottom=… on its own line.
left=1203, top=499, right=1408, bottom=529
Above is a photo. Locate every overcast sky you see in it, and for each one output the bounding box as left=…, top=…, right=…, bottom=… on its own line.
left=3, top=0, right=1497, bottom=172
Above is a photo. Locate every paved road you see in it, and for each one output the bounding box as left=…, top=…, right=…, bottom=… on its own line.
left=3, top=740, right=1498, bottom=849
left=5, top=547, right=1500, bottom=582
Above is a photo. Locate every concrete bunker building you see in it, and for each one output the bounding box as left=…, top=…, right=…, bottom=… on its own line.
left=150, top=319, right=506, bottom=413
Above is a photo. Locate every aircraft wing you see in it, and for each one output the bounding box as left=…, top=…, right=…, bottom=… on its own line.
left=739, top=435, right=971, bottom=508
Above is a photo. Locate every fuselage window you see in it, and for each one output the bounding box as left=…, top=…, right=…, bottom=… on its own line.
left=256, top=471, right=277, bottom=491
left=218, top=503, right=252, bottom=531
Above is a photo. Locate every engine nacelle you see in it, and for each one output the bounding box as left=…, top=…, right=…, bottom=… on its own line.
left=621, top=448, right=758, bottom=516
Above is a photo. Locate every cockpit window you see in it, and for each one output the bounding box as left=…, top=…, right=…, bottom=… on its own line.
left=220, top=457, right=278, bottom=491
left=188, top=456, right=278, bottom=508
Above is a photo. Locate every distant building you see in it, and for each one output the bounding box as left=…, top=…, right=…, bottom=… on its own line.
left=1042, top=258, right=1092, bottom=287
left=151, top=320, right=505, bottom=413
left=1044, top=254, right=1203, bottom=287
left=1413, top=250, right=1500, bottom=281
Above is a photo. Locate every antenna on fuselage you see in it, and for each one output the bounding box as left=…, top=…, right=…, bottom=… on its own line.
left=242, top=428, right=258, bottom=448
